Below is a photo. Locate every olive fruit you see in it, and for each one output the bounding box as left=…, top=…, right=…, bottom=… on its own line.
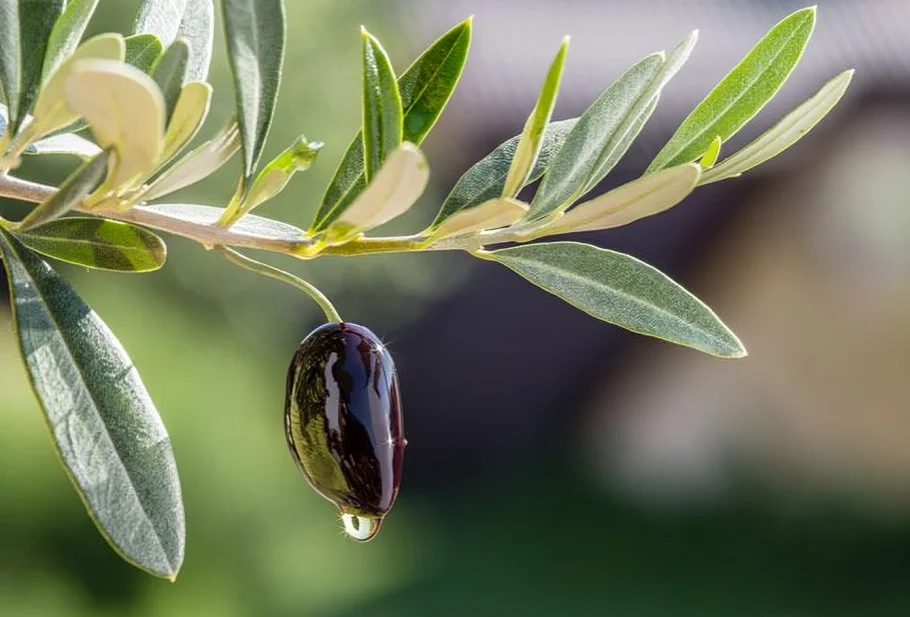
left=284, top=322, right=404, bottom=541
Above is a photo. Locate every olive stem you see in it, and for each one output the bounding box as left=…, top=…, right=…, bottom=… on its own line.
left=216, top=246, right=343, bottom=323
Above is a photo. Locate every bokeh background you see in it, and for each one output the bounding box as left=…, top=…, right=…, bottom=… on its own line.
left=3, top=0, right=910, bottom=615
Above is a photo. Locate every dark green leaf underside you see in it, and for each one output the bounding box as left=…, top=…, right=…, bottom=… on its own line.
left=15, top=217, right=167, bottom=272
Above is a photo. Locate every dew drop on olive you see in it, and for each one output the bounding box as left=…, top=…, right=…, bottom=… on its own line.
left=284, top=322, right=404, bottom=541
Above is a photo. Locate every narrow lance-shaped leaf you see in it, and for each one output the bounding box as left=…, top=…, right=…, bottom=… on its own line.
left=125, top=33, right=164, bottom=74
left=541, top=163, right=701, bottom=236
left=65, top=60, right=165, bottom=188
left=14, top=217, right=167, bottom=272
left=134, top=0, right=213, bottom=81
left=0, top=3, right=19, bottom=126
left=361, top=28, right=403, bottom=183
left=222, top=0, right=286, bottom=187
left=484, top=241, right=746, bottom=357
left=647, top=7, right=816, bottom=172
left=699, top=136, right=722, bottom=169
left=151, top=40, right=190, bottom=123
left=41, top=0, right=101, bottom=83
left=136, top=203, right=307, bottom=242
left=134, top=0, right=188, bottom=44
left=701, top=69, right=854, bottom=185
left=581, top=30, right=699, bottom=195
left=431, top=118, right=578, bottom=228
left=314, top=17, right=472, bottom=231
left=526, top=52, right=665, bottom=221
left=19, top=150, right=111, bottom=230
left=325, top=143, right=428, bottom=245
left=502, top=37, right=569, bottom=199
left=11, top=0, right=65, bottom=136
left=0, top=230, right=185, bottom=579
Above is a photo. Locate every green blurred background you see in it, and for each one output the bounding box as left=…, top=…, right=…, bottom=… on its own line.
left=4, top=1, right=910, bottom=615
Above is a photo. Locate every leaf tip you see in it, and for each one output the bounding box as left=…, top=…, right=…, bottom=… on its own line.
left=464, top=14, right=475, bottom=26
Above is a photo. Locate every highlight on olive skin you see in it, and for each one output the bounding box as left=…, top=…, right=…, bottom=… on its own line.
left=284, top=322, right=405, bottom=541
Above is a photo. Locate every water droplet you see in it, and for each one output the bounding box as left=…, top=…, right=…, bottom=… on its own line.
left=341, top=513, right=382, bottom=542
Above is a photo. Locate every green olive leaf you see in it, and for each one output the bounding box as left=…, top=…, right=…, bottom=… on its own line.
left=700, top=69, right=854, bottom=185
left=157, top=81, right=212, bottom=166
left=431, top=118, right=578, bottom=228
left=142, top=118, right=239, bottom=201
left=542, top=163, right=701, bottom=236
left=151, top=40, right=190, bottom=123
left=0, top=230, right=184, bottom=579
left=31, top=33, right=126, bottom=139
left=41, top=0, right=100, bottom=84
left=134, top=0, right=213, bottom=81
left=19, top=150, right=111, bottom=230
left=324, top=142, right=428, bottom=245
left=484, top=241, right=745, bottom=357
left=314, top=17, right=472, bottom=231
left=14, top=217, right=166, bottom=272
left=361, top=28, right=403, bottom=184
left=125, top=33, right=164, bottom=74
left=526, top=52, right=665, bottom=221
left=0, top=3, right=19, bottom=129
left=502, top=37, right=569, bottom=199
left=580, top=30, right=698, bottom=196
left=647, top=7, right=816, bottom=172
left=7, top=0, right=65, bottom=137
left=65, top=59, right=165, bottom=188
left=221, top=0, right=285, bottom=187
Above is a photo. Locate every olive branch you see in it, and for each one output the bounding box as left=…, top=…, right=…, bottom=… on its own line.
left=0, top=0, right=850, bottom=580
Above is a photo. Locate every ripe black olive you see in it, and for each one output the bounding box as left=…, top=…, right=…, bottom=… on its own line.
left=284, top=322, right=404, bottom=541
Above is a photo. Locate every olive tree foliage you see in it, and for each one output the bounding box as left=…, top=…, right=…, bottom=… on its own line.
left=0, top=0, right=850, bottom=579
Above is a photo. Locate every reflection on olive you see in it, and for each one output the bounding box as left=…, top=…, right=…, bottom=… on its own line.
left=284, top=322, right=404, bottom=541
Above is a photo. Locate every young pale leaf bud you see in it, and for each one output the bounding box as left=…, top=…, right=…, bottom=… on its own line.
left=30, top=34, right=126, bottom=140
left=429, top=197, right=528, bottom=241
left=324, top=142, right=428, bottom=245
left=543, top=163, right=700, bottom=235
left=238, top=135, right=323, bottom=216
left=65, top=59, right=165, bottom=189
left=285, top=322, right=405, bottom=542
left=141, top=118, right=240, bottom=201
left=699, top=135, right=722, bottom=169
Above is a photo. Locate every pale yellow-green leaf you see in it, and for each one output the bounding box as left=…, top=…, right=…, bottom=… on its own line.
left=30, top=34, right=125, bottom=137
left=430, top=198, right=528, bottom=240
left=325, top=142, right=428, bottom=244
left=699, top=135, right=722, bottom=169
left=502, top=37, right=569, bottom=199
left=158, top=81, right=212, bottom=165
left=700, top=69, right=854, bottom=185
left=142, top=119, right=239, bottom=200
left=65, top=59, right=165, bottom=187
left=544, top=164, right=701, bottom=235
